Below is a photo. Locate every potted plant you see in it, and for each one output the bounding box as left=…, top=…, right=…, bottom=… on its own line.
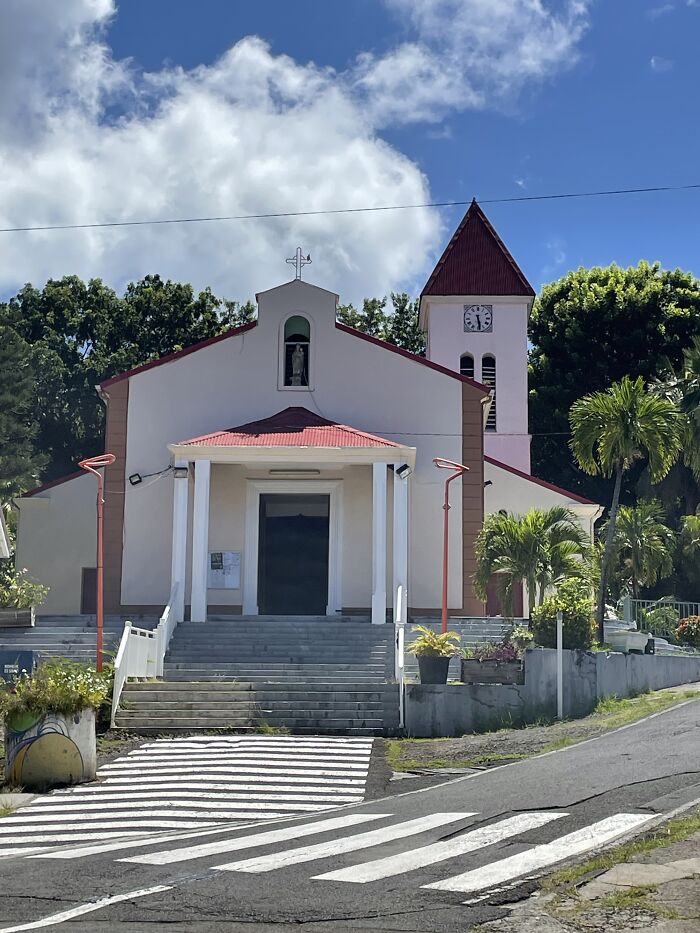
left=460, top=640, right=526, bottom=685
left=0, top=659, right=111, bottom=790
left=0, top=568, right=48, bottom=627
left=407, top=625, right=460, bottom=684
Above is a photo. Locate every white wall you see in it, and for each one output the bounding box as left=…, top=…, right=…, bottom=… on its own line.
left=15, top=474, right=97, bottom=615
left=424, top=297, right=531, bottom=473
left=120, top=280, right=467, bottom=611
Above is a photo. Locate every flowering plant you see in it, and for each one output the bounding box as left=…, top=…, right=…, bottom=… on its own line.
left=0, top=659, right=111, bottom=719
left=676, top=616, right=700, bottom=648
left=463, top=642, right=520, bottom=663
left=0, top=568, right=48, bottom=609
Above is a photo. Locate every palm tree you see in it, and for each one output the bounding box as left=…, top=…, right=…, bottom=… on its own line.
left=606, top=500, right=675, bottom=599
left=569, top=375, right=684, bottom=640
left=474, top=506, right=589, bottom=616
left=680, top=507, right=700, bottom=562
left=654, top=336, right=700, bottom=481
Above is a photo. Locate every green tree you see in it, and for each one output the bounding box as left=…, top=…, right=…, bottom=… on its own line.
left=530, top=262, right=700, bottom=502
left=606, top=500, right=676, bottom=599
left=474, top=506, right=589, bottom=616
left=654, top=336, right=700, bottom=482
left=569, top=376, right=684, bottom=638
left=0, top=275, right=254, bottom=482
left=336, top=293, right=426, bottom=354
left=0, top=325, right=44, bottom=500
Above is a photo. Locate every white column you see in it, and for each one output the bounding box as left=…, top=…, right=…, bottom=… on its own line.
left=190, top=459, right=211, bottom=623
left=170, top=459, right=189, bottom=623
left=392, top=467, right=409, bottom=623
left=372, top=462, right=387, bottom=625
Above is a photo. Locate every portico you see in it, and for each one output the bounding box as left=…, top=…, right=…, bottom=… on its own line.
left=167, top=408, right=415, bottom=625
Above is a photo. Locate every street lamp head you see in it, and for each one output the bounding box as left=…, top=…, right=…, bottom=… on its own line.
left=432, top=457, right=470, bottom=474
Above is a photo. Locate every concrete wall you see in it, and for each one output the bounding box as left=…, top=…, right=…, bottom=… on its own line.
left=14, top=473, right=97, bottom=616
left=405, top=648, right=700, bottom=737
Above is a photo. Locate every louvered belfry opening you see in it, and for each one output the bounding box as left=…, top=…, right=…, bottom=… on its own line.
left=482, top=354, right=497, bottom=431
left=460, top=352, right=474, bottom=379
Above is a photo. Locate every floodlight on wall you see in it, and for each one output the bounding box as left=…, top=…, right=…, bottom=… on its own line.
left=395, top=464, right=413, bottom=479
left=484, top=480, right=493, bottom=488
left=128, top=473, right=142, bottom=486
left=173, top=466, right=189, bottom=479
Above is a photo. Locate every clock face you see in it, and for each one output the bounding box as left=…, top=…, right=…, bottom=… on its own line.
left=464, top=304, right=493, bottom=333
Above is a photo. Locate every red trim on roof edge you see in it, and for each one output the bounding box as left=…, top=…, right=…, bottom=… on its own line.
left=335, top=322, right=489, bottom=393
left=100, top=320, right=258, bottom=389
left=20, top=470, right=87, bottom=498
left=485, top=456, right=598, bottom=505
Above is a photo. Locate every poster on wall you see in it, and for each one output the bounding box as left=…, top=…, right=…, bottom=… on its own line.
left=208, top=551, right=241, bottom=589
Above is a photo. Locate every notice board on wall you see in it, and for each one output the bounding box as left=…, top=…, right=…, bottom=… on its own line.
left=208, top=551, right=241, bottom=589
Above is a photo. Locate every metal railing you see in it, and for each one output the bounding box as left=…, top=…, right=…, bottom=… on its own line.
left=622, top=597, right=700, bottom=628
left=111, top=583, right=180, bottom=727
left=394, top=584, right=406, bottom=730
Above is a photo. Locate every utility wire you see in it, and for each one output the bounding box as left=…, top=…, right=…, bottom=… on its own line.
left=0, top=183, right=698, bottom=234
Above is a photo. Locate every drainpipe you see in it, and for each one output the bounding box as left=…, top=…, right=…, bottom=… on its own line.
left=433, top=458, right=470, bottom=634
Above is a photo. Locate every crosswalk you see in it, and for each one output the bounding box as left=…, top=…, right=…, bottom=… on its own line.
left=21, top=807, right=655, bottom=903
left=0, top=735, right=374, bottom=859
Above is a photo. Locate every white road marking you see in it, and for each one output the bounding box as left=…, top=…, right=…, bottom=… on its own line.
left=424, top=813, right=655, bottom=893
left=101, top=758, right=370, bottom=770
left=3, top=808, right=316, bottom=822
left=313, top=812, right=566, bottom=883
left=95, top=775, right=366, bottom=787
left=97, top=765, right=364, bottom=778
left=123, top=812, right=391, bottom=866
left=0, top=831, right=163, bottom=845
left=214, top=813, right=475, bottom=873
left=27, top=791, right=363, bottom=806
left=0, top=884, right=172, bottom=932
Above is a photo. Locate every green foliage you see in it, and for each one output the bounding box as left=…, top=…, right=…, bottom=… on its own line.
left=509, top=624, right=535, bottom=651
left=0, top=324, right=45, bottom=500
left=474, top=506, right=589, bottom=614
left=0, top=659, right=111, bottom=720
left=530, top=577, right=596, bottom=650
left=640, top=605, right=680, bottom=640
left=607, top=500, right=676, bottom=599
left=0, top=275, right=255, bottom=484
left=654, top=335, right=700, bottom=482
left=0, top=568, right=48, bottom=608
left=337, top=293, right=425, bottom=354
left=530, top=261, right=700, bottom=501
left=407, top=626, right=460, bottom=657
left=676, top=615, right=700, bottom=647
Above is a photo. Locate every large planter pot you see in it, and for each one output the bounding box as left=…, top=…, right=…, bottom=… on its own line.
left=4, top=708, right=96, bottom=790
left=461, top=659, right=524, bottom=685
left=417, top=655, right=451, bottom=685
left=0, top=607, right=35, bottom=628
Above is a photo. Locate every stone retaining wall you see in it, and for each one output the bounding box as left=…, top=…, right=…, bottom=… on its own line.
left=404, top=648, right=700, bottom=737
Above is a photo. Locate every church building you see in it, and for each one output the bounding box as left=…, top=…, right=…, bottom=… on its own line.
left=15, top=202, right=600, bottom=622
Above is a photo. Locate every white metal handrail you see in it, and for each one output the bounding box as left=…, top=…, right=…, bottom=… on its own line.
left=111, top=583, right=181, bottom=726
left=622, top=597, right=700, bottom=627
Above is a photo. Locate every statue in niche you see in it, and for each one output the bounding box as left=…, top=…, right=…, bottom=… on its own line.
left=291, top=343, right=305, bottom=386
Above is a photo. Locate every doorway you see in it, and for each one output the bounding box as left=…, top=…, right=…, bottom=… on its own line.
left=257, top=494, right=330, bottom=615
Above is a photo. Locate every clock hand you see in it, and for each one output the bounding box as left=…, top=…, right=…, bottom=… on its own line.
left=475, top=314, right=481, bottom=329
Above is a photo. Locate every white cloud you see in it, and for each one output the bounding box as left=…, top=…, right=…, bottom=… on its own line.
left=650, top=55, right=674, bottom=72
left=646, top=4, right=676, bottom=19
left=0, top=0, right=590, bottom=304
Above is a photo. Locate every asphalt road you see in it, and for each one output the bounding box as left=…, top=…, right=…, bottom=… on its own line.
left=0, top=699, right=698, bottom=932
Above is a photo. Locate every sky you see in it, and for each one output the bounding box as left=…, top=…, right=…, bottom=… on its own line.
left=0, top=0, right=698, bottom=306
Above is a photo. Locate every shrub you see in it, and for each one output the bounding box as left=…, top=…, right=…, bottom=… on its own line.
left=407, top=626, right=460, bottom=657
left=640, top=605, right=680, bottom=640
left=530, top=577, right=596, bottom=650
left=0, top=658, right=111, bottom=721
left=676, top=616, right=700, bottom=648
left=0, top=568, right=48, bottom=609
left=465, top=642, right=520, bottom=663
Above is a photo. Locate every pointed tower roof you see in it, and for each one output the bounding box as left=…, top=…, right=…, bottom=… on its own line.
left=421, top=200, right=535, bottom=298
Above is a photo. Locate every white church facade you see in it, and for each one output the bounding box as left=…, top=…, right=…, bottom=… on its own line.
left=15, top=202, right=601, bottom=621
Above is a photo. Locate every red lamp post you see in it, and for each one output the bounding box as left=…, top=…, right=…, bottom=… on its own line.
left=79, top=453, right=116, bottom=672
left=433, top=458, right=470, bottom=634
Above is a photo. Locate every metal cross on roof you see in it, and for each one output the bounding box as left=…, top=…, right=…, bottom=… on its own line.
left=286, top=247, right=312, bottom=280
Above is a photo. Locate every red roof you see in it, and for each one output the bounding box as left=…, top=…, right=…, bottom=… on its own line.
left=178, top=407, right=402, bottom=449
left=422, top=200, right=535, bottom=298
left=485, top=456, right=598, bottom=505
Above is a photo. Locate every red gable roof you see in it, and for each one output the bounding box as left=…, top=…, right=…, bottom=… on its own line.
left=422, top=200, right=535, bottom=298
left=178, top=407, right=402, bottom=449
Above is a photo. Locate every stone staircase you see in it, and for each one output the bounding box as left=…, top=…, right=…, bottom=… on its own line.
left=114, top=617, right=399, bottom=736
left=0, top=615, right=157, bottom=664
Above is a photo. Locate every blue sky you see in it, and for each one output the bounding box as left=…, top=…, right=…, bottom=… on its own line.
left=1, top=1, right=698, bottom=303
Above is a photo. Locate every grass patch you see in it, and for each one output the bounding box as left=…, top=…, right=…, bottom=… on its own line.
left=540, top=736, right=576, bottom=753
left=590, top=689, right=699, bottom=729
left=256, top=721, right=291, bottom=736
left=596, top=884, right=659, bottom=910
left=0, top=804, right=15, bottom=818
left=543, top=808, right=700, bottom=893
left=386, top=742, right=529, bottom=772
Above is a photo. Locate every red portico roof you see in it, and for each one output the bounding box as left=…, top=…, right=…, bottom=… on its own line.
left=422, top=200, right=535, bottom=298
left=178, top=407, right=402, bottom=449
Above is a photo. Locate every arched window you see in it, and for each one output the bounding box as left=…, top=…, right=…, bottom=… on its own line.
left=460, top=352, right=474, bottom=379
left=283, top=315, right=310, bottom=387
left=482, top=354, right=497, bottom=431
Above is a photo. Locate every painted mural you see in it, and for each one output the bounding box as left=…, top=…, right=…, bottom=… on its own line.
left=4, top=708, right=96, bottom=789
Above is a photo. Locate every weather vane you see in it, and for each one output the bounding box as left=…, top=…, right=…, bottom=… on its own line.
left=286, top=247, right=312, bottom=280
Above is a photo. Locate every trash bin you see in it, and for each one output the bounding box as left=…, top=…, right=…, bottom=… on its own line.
left=0, top=651, right=37, bottom=684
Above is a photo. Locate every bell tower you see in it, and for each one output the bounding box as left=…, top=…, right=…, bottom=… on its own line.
left=419, top=200, right=535, bottom=474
